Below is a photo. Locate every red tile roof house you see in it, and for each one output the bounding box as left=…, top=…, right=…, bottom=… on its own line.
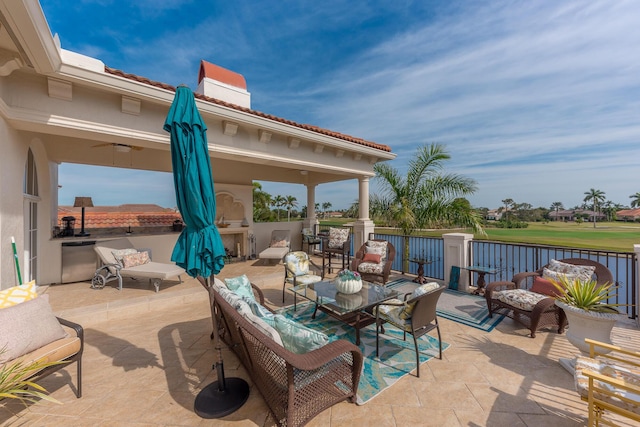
left=0, top=0, right=395, bottom=288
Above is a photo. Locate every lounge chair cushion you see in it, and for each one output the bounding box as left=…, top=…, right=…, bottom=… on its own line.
left=119, top=262, right=184, bottom=280
left=574, top=355, right=640, bottom=415
left=0, top=295, right=67, bottom=363
left=399, top=282, right=441, bottom=319
left=0, top=281, right=37, bottom=308
left=260, top=247, right=289, bottom=260
left=494, top=289, right=549, bottom=311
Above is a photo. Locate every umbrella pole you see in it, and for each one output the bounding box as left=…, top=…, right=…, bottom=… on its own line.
left=194, top=275, right=249, bottom=419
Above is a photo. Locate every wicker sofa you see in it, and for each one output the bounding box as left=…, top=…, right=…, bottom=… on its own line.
left=205, top=278, right=363, bottom=427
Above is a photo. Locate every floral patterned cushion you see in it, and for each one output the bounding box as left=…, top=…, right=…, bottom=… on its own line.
left=494, top=289, right=549, bottom=311
left=366, top=240, right=388, bottom=261
left=111, top=248, right=138, bottom=265
left=546, top=259, right=596, bottom=282
left=375, top=299, right=412, bottom=331
left=357, top=262, right=384, bottom=275
left=328, top=228, right=349, bottom=248
left=121, top=251, right=150, bottom=268
left=399, top=282, right=441, bottom=319
left=284, top=251, right=310, bottom=277
left=574, top=356, right=640, bottom=415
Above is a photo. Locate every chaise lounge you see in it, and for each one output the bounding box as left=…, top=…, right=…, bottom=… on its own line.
left=93, top=238, right=185, bottom=292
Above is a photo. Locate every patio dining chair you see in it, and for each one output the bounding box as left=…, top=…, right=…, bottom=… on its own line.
left=321, top=227, right=351, bottom=273
left=375, top=282, right=445, bottom=377
left=282, top=251, right=325, bottom=302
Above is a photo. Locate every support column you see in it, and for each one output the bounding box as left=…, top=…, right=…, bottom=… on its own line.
left=303, top=184, right=318, bottom=230
left=635, top=244, right=640, bottom=327
left=353, top=176, right=374, bottom=250
left=443, top=233, right=473, bottom=292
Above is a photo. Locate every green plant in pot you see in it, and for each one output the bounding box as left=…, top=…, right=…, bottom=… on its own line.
left=0, top=348, right=62, bottom=405
left=551, top=276, right=623, bottom=369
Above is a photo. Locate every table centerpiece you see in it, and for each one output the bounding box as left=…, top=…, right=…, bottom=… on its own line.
left=334, top=269, right=362, bottom=295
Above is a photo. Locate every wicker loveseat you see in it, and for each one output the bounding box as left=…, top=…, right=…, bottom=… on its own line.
left=485, top=258, right=613, bottom=338
left=205, top=277, right=363, bottom=427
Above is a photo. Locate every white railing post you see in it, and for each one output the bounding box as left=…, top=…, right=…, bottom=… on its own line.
left=443, top=233, right=474, bottom=292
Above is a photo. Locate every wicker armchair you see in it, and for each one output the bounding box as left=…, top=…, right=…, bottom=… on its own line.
left=351, top=240, right=396, bottom=285
left=485, top=258, right=613, bottom=338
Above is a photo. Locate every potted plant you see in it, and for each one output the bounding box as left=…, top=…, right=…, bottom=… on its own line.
left=551, top=276, right=623, bottom=360
left=1, top=348, right=62, bottom=405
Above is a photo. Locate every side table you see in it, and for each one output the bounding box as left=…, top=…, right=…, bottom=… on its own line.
left=410, top=258, right=433, bottom=284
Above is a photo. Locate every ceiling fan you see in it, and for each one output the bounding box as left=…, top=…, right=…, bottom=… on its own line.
left=92, top=143, right=144, bottom=153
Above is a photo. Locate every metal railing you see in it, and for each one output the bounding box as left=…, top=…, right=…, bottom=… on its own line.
left=367, top=231, right=637, bottom=320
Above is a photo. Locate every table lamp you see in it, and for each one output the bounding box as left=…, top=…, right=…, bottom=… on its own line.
left=73, top=196, right=93, bottom=237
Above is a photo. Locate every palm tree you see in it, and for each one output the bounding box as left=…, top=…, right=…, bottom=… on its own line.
left=374, top=143, right=483, bottom=270
left=322, top=202, right=332, bottom=219
left=550, top=202, right=563, bottom=221
left=284, top=195, right=298, bottom=222
left=252, top=182, right=272, bottom=222
left=583, top=188, right=606, bottom=228
left=272, top=195, right=285, bottom=221
left=630, top=192, right=640, bottom=208
left=501, top=198, right=514, bottom=222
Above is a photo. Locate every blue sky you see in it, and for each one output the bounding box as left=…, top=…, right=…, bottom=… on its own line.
left=43, top=0, right=640, bottom=211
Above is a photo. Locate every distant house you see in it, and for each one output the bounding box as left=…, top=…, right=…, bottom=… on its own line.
left=616, top=208, right=640, bottom=222
left=486, top=209, right=502, bottom=221
left=548, top=209, right=605, bottom=222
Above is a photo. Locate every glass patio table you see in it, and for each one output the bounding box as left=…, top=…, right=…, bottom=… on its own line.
left=289, top=280, right=398, bottom=345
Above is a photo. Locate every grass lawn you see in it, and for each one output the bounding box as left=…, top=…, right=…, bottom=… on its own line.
left=321, top=219, right=640, bottom=252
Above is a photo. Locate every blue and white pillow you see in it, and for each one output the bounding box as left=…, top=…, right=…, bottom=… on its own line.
left=224, top=274, right=255, bottom=300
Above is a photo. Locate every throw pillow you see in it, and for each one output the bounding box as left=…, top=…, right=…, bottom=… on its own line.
left=272, top=314, right=329, bottom=354
left=271, top=239, right=288, bottom=248
left=284, top=252, right=309, bottom=277
left=366, top=240, right=388, bottom=261
left=542, top=268, right=578, bottom=283
left=121, top=251, right=150, bottom=268
left=399, top=282, right=441, bottom=319
left=328, top=228, right=349, bottom=248
left=362, top=253, right=382, bottom=264
left=531, top=276, right=562, bottom=297
left=0, top=294, right=68, bottom=363
left=0, top=280, right=37, bottom=308
left=224, top=274, right=255, bottom=300
left=111, top=248, right=138, bottom=265
left=547, top=259, right=596, bottom=282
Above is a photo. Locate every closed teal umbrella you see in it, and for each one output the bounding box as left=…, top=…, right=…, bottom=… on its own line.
left=164, top=85, right=225, bottom=277
left=164, top=85, right=248, bottom=418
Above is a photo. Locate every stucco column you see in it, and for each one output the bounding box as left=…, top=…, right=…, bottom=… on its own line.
left=358, top=176, right=370, bottom=220
left=635, top=244, right=640, bottom=327
left=443, top=233, right=473, bottom=292
left=304, top=184, right=318, bottom=231
left=353, top=176, right=374, bottom=251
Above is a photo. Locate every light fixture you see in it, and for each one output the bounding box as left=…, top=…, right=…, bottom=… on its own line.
left=299, top=170, right=308, bottom=176
left=114, top=144, right=132, bottom=153
left=73, top=196, right=93, bottom=237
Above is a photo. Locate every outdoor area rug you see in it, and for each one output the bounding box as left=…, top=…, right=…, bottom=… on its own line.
left=278, top=302, right=449, bottom=405
left=386, top=279, right=505, bottom=332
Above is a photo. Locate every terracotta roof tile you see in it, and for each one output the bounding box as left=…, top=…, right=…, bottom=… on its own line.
left=104, top=66, right=391, bottom=152
left=57, top=205, right=182, bottom=229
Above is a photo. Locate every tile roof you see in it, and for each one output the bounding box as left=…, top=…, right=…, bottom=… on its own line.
left=104, top=66, right=391, bottom=153
left=58, top=205, right=181, bottom=229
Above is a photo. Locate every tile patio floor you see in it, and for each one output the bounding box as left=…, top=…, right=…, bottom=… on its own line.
left=1, top=257, right=638, bottom=426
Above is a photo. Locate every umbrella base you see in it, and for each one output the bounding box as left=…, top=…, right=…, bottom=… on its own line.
left=194, top=377, right=250, bottom=419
